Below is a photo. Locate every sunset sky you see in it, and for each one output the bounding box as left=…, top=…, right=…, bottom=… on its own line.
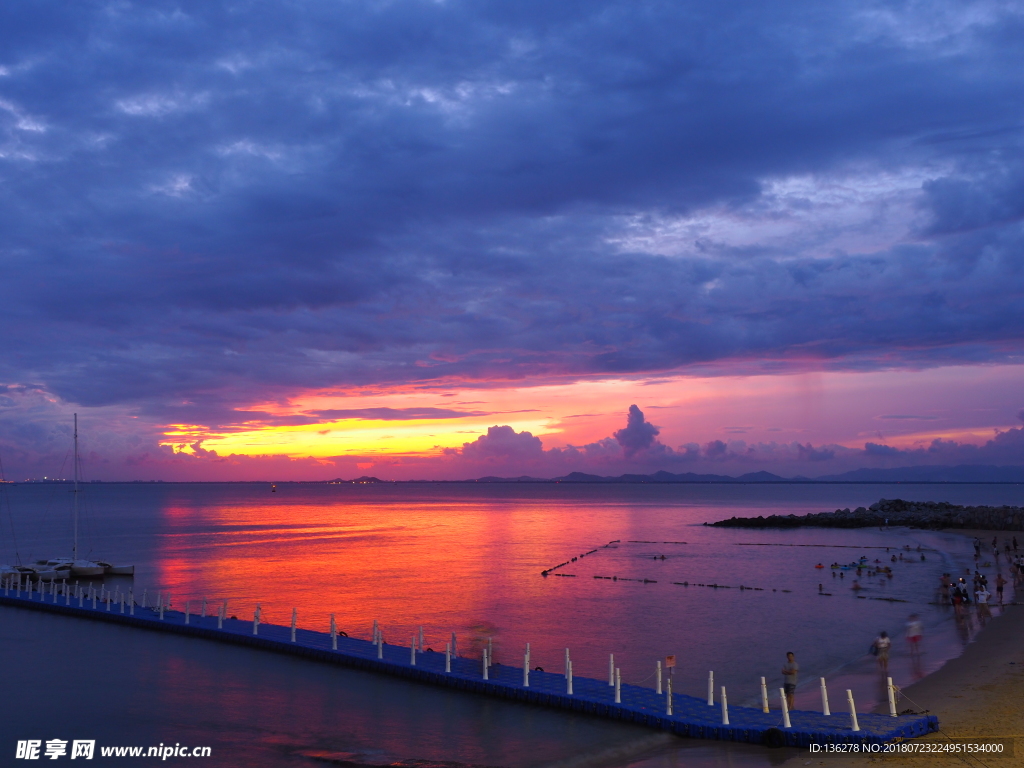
left=1, top=1, right=1023, bottom=480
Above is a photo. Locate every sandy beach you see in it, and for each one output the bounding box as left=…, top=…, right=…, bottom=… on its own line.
left=787, top=529, right=1023, bottom=768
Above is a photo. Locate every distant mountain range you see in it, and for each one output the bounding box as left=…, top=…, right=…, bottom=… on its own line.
left=470, top=465, right=1024, bottom=483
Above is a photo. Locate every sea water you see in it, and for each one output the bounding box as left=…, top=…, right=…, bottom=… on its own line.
left=0, top=482, right=1019, bottom=767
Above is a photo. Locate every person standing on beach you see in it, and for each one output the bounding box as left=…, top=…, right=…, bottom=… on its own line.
left=995, top=573, right=1006, bottom=604
left=782, top=652, right=798, bottom=710
left=874, top=631, right=891, bottom=671
left=906, top=614, right=923, bottom=656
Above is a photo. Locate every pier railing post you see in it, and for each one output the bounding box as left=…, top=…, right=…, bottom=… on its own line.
left=707, top=671, right=714, bottom=706
left=887, top=677, right=897, bottom=717
left=821, top=677, right=830, bottom=716
left=760, top=676, right=769, bottom=712
left=445, top=642, right=451, bottom=672
left=666, top=677, right=672, bottom=715
left=482, top=648, right=488, bottom=679
left=185, top=601, right=190, bottom=624
left=218, top=601, right=226, bottom=629
left=291, top=608, right=297, bottom=643
left=523, top=651, right=530, bottom=687
left=331, top=614, right=337, bottom=650
left=253, top=603, right=261, bottom=635
left=608, top=654, right=614, bottom=686
left=614, top=668, right=621, bottom=703
left=779, top=688, right=791, bottom=728
left=721, top=686, right=729, bottom=725
left=656, top=661, right=662, bottom=694
left=377, top=636, right=383, bottom=659
left=847, top=689, right=860, bottom=731
left=566, top=660, right=572, bottom=694
left=411, top=636, right=416, bottom=666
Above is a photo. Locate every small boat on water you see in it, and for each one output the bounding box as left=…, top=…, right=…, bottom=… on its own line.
left=33, top=415, right=135, bottom=579
left=97, top=561, right=135, bottom=576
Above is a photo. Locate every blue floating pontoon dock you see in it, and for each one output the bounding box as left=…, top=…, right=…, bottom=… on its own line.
left=1, top=587, right=938, bottom=747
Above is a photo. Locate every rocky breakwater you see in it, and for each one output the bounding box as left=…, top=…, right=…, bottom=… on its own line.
left=710, top=498, right=1024, bottom=530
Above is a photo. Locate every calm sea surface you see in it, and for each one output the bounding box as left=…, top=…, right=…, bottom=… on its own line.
left=1, top=482, right=1020, bottom=767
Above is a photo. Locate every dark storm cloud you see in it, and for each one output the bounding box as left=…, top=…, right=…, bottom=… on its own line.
left=1, top=0, right=1024, bottom=429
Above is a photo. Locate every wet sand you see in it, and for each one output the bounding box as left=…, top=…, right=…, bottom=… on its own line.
left=787, top=529, right=1023, bottom=768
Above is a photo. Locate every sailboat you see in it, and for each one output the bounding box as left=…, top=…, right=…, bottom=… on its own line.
left=43, top=414, right=133, bottom=578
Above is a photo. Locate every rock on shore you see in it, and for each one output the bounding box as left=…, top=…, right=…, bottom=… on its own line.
left=709, top=498, right=1024, bottom=530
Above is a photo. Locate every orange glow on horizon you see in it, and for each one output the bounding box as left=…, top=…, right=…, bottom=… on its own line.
left=156, top=365, right=1024, bottom=462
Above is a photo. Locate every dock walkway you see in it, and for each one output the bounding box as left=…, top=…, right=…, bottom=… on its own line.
left=1, top=587, right=938, bottom=747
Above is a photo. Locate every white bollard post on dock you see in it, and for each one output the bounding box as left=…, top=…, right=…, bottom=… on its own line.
left=482, top=647, right=488, bottom=679
left=253, top=603, right=261, bottom=635
left=707, top=671, right=714, bottom=706
left=218, top=601, right=226, bottom=629
left=445, top=642, right=451, bottom=672
left=609, top=654, right=615, bottom=686
left=847, top=689, right=860, bottom=731
left=614, top=668, right=621, bottom=703
left=760, top=676, right=769, bottom=712
left=780, top=688, right=792, bottom=728
left=887, top=677, right=897, bottom=717
left=523, top=650, right=530, bottom=687
left=721, top=685, right=729, bottom=725
left=410, top=636, right=416, bottom=665
left=666, top=677, right=673, bottom=715
left=377, top=635, right=383, bottom=659
left=331, top=614, right=338, bottom=650
left=566, top=660, right=573, bottom=694
left=291, top=608, right=297, bottom=642
left=656, top=661, right=662, bottom=695
left=821, top=677, right=830, bottom=716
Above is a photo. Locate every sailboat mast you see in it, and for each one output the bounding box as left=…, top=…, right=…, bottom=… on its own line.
left=73, top=413, right=78, bottom=561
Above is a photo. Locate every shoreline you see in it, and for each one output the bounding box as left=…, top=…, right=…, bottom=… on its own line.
left=786, top=527, right=1023, bottom=767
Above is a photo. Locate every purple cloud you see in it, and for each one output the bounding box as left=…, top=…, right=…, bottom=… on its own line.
left=0, top=1, right=1022, bottom=469
left=456, top=425, right=544, bottom=462
left=613, top=405, right=662, bottom=457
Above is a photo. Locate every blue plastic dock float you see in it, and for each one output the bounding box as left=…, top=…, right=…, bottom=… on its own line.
left=0, top=589, right=938, bottom=747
